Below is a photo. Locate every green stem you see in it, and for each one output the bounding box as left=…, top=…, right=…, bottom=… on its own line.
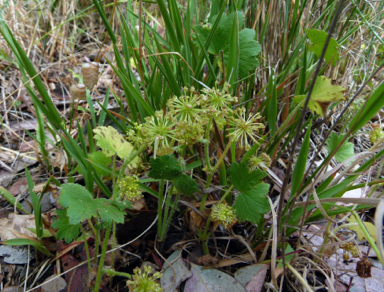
left=157, top=179, right=165, bottom=241
left=352, top=211, right=383, bottom=265
left=94, top=227, right=99, bottom=265
left=161, top=186, right=172, bottom=238
left=200, top=141, right=233, bottom=212
left=111, top=223, right=116, bottom=269
left=94, top=224, right=112, bottom=292
left=200, top=185, right=234, bottom=254
left=112, top=154, right=117, bottom=199
left=103, top=269, right=131, bottom=279
left=204, top=119, right=213, bottom=171
left=162, top=192, right=180, bottom=239
left=80, top=225, right=91, bottom=275
left=266, top=99, right=305, bottom=148
left=87, top=220, right=98, bottom=264
left=115, top=144, right=148, bottom=194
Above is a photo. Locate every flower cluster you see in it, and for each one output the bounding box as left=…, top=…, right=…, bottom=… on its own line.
left=249, top=153, right=271, bottom=170
left=127, top=83, right=264, bottom=156
left=211, top=203, right=236, bottom=229
left=126, top=266, right=163, bottom=292
left=117, top=175, right=142, bottom=201
left=369, top=127, right=384, bottom=144
left=228, top=108, right=264, bottom=150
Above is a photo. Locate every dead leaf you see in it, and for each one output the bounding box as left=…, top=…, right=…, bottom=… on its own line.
left=184, top=263, right=246, bottom=292
left=0, top=214, right=42, bottom=240
left=356, top=258, right=372, bottom=278
left=0, top=171, right=15, bottom=188
left=234, top=264, right=269, bottom=292
left=130, top=197, right=146, bottom=211
left=196, top=254, right=220, bottom=266
left=41, top=275, right=67, bottom=292
left=161, top=249, right=192, bottom=292
left=7, top=177, right=28, bottom=196
left=347, top=216, right=377, bottom=242
left=33, top=183, right=57, bottom=194
left=52, top=150, right=68, bottom=174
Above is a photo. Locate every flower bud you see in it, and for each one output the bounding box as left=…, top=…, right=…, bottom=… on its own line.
left=82, top=62, right=99, bottom=90
left=70, top=84, right=86, bottom=100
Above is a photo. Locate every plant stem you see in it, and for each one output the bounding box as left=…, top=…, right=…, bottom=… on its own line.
left=112, top=154, right=117, bottom=199
left=201, top=141, right=233, bottom=212
left=201, top=185, right=234, bottom=254
left=157, top=179, right=165, bottom=241
left=80, top=225, right=91, bottom=275
left=94, top=223, right=112, bottom=292
left=111, top=222, right=116, bottom=269
left=103, top=269, right=131, bottom=279
left=204, top=118, right=213, bottom=168
left=162, top=192, right=180, bottom=238
left=352, top=211, right=383, bottom=264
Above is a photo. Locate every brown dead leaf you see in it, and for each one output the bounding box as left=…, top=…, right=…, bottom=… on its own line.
left=356, top=258, right=373, bottom=278
left=0, top=214, right=40, bottom=241
left=196, top=254, right=220, bottom=266
left=130, top=197, right=146, bottom=211
left=0, top=171, right=15, bottom=188
left=33, top=183, right=57, bottom=194
left=0, top=149, right=16, bottom=164
left=52, top=149, right=68, bottom=174
left=8, top=177, right=29, bottom=196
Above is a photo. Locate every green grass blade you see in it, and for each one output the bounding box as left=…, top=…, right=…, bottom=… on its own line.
left=349, top=81, right=384, bottom=133
left=227, top=11, right=240, bottom=88
left=291, top=124, right=311, bottom=196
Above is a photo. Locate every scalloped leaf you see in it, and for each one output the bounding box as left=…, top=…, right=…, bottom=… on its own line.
left=307, top=29, right=340, bottom=66
left=59, top=184, right=125, bottom=225
left=93, top=126, right=136, bottom=162
left=293, top=76, right=345, bottom=117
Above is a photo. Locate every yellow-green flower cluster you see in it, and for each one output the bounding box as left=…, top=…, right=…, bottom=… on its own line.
left=211, top=203, right=236, bottom=229
left=249, top=153, right=271, bottom=170
left=369, top=127, right=384, bottom=144
left=167, top=86, right=207, bottom=124
left=127, top=266, right=163, bottom=292
left=128, top=111, right=177, bottom=158
left=117, top=175, right=142, bottom=201
left=202, top=82, right=237, bottom=111
left=126, top=83, right=264, bottom=156
left=228, top=108, right=264, bottom=150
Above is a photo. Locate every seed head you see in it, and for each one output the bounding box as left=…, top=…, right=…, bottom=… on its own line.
left=211, top=203, right=236, bottom=229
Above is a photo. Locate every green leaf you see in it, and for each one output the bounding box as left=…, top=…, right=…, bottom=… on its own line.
left=4, top=238, right=50, bottom=255
left=224, top=28, right=261, bottom=79
left=59, top=184, right=125, bottom=225
left=325, top=132, right=354, bottom=163
left=173, top=174, right=199, bottom=196
left=148, top=155, right=182, bottom=180
left=92, top=198, right=126, bottom=224
left=293, top=76, right=345, bottom=117
left=193, top=12, right=261, bottom=79
left=111, top=200, right=132, bottom=211
left=0, top=186, right=30, bottom=214
left=88, top=151, right=112, bottom=177
left=233, top=183, right=270, bottom=223
left=307, top=29, right=340, bottom=66
left=228, top=161, right=267, bottom=192
left=349, top=81, right=384, bottom=133
left=51, top=209, right=80, bottom=244
left=228, top=162, right=270, bottom=223
left=26, top=228, right=52, bottom=238
left=93, top=126, right=136, bottom=160
left=291, top=124, right=311, bottom=195
left=194, top=12, right=245, bottom=54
